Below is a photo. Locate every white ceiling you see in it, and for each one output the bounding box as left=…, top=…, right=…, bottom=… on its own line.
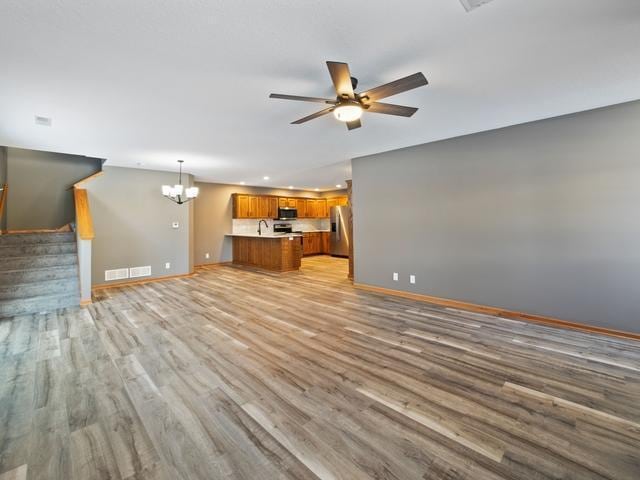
left=1, top=0, right=639, bottom=191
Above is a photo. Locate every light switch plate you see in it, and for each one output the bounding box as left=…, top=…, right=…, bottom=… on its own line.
left=393, top=272, right=399, bottom=281
left=165, top=262, right=171, bottom=269
left=205, top=253, right=210, bottom=259
left=409, top=274, right=416, bottom=284
left=172, top=222, right=179, bottom=229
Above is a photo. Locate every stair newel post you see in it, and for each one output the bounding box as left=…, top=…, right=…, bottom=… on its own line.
left=73, top=187, right=94, bottom=305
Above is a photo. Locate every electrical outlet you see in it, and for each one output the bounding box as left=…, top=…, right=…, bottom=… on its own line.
left=165, top=262, right=171, bottom=269
left=172, top=222, right=179, bottom=229
left=409, top=274, right=416, bottom=284
left=393, top=272, right=399, bottom=281
left=205, top=253, right=210, bottom=259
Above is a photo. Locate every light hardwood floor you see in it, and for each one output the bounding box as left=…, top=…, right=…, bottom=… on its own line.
left=1, top=256, right=639, bottom=479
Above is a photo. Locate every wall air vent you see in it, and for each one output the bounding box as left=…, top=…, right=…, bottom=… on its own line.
left=460, top=0, right=494, bottom=12
left=129, top=266, right=152, bottom=278
left=105, top=268, right=129, bottom=282
left=34, top=115, right=52, bottom=126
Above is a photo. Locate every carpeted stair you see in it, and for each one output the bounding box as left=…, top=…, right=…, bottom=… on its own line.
left=0, top=232, right=80, bottom=318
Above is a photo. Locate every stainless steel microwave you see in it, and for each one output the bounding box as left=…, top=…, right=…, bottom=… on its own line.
left=277, top=207, right=297, bottom=220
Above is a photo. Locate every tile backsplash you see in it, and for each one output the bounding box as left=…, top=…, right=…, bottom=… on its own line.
left=232, top=218, right=330, bottom=235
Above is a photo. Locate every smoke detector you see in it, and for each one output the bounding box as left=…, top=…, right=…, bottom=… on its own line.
left=34, top=115, right=52, bottom=126
left=460, top=0, right=494, bottom=12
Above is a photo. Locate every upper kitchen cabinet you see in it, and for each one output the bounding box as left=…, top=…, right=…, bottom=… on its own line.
left=316, top=198, right=328, bottom=218
left=258, top=196, right=278, bottom=218
left=233, top=194, right=273, bottom=218
left=305, top=199, right=317, bottom=218
left=279, top=197, right=297, bottom=208
left=296, top=198, right=306, bottom=218
left=234, top=194, right=254, bottom=218
left=326, top=196, right=348, bottom=208
left=233, top=193, right=330, bottom=219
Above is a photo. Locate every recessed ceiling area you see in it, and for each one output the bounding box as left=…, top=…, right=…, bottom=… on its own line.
left=1, top=0, right=639, bottom=190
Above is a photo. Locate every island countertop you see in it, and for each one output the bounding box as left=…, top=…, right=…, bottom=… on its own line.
left=225, top=233, right=302, bottom=238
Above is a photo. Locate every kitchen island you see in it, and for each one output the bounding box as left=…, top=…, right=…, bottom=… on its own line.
left=226, top=233, right=302, bottom=272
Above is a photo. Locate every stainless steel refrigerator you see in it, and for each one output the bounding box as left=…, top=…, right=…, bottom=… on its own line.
left=329, top=205, right=350, bottom=257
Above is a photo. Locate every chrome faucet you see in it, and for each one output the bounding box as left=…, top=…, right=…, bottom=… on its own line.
left=257, top=219, right=269, bottom=235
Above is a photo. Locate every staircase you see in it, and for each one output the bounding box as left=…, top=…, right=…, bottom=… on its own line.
left=0, top=232, right=80, bottom=318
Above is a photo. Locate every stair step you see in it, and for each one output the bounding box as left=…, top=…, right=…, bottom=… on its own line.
left=0, top=293, right=80, bottom=318
left=0, top=253, right=78, bottom=271
left=0, top=232, right=76, bottom=246
left=0, top=242, right=77, bottom=257
left=0, top=264, right=78, bottom=285
left=0, top=277, right=79, bottom=300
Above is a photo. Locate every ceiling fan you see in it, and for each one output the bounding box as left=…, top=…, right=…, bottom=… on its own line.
left=269, top=61, right=428, bottom=131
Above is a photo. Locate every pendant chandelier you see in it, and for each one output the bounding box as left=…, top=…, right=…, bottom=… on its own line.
left=161, top=160, right=199, bottom=205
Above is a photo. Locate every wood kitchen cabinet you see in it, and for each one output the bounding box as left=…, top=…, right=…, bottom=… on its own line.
left=305, top=199, right=317, bottom=218
left=296, top=198, right=306, bottom=218
left=326, top=196, right=348, bottom=208
left=233, top=194, right=259, bottom=218
left=233, top=193, right=331, bottom=218
left=316, top=199, right=327, bottom=218
left=303, top=232, right=330, bottom=256
left=234, top=195, right=250, bottom=218
left=258, top=196, right=278, bottom=218
left=321, top=231, right=330, bottom=254
left=234, top=194, right=277, bottom=218
left=303, top=232, right=319, bottom=255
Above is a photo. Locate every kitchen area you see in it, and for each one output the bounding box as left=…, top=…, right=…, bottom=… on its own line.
left=226, top=193, right=350, bottom=272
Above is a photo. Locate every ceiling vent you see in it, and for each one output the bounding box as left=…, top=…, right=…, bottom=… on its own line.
left=34, top=115, right=52, bottom=126
left=460, top=0, right=494, bottom=12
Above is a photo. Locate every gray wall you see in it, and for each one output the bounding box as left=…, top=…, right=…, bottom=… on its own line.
left=194, top=183, right=331, bottom=265
left=5, top=147, right=102, bottom=230
left=353, top=100, right=640, bottom=333
left=86, top=166, right=193, bottom=286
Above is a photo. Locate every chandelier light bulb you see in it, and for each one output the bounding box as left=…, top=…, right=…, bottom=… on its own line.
left=161, top=160, right=199, bottom=205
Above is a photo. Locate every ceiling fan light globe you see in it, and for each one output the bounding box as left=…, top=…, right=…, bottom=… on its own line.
left=333, top=104, right=362, bottom=122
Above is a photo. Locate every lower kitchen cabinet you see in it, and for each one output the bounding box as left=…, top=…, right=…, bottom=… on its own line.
left=321, top=231, right=330, bottom=254
left=303, top=232, right=331, bottom=256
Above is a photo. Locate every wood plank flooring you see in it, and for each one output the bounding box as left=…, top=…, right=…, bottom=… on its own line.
left=1, top=256, right=639, bottom=479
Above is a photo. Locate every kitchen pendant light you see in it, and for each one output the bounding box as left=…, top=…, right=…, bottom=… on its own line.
left=161, top=160, right=199, bottom=205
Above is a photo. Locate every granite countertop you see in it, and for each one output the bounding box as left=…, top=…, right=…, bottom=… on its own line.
left=225, top=233, right=303, bottom=238
left=226, top=230, right=330, bottom=238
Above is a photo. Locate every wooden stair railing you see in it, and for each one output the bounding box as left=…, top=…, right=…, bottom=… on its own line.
left=74, top=188, right=95, bottom=240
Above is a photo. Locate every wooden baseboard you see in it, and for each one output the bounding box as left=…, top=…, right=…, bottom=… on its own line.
left=80, top=299, right=92, bottom=306
left=93, top=272, right=197, bottom=291
left=354, top=283, right=640, bottom=341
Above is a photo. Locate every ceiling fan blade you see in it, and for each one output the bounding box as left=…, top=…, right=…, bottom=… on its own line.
left=269, top=93, right=336, bottom=104
left=460, top=0, right=495, bottom=12
left=291, top=106, right=335, bottom=124
left=346, top=119, right=361, bottom=131
left=327, top=61, right=355, bottom=99
left=366, top=102, right=418, bottom=117
left=358, top=72, right=428, bottom=103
